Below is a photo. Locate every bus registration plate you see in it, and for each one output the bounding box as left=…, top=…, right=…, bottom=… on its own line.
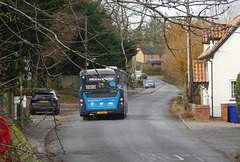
left=97, top=111, right=107, bottom=114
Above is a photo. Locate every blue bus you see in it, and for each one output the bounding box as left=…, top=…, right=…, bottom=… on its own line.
left=79, top=68, right=128, bottom=120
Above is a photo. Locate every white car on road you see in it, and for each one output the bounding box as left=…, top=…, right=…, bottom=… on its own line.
left=145, top=80, right=155, bottom=88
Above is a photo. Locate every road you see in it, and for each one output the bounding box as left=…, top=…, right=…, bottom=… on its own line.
left=46, top=78, right=231, bottom=162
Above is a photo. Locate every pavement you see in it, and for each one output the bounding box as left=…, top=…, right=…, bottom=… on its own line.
left=23, top=87, right=240, bottom=162
left=183, top=120, right=240, bottom=162
left=23, top=111, right=77, bottom=161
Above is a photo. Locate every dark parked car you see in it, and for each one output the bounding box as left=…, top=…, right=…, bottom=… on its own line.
left=145, top=80, right=155, bottom=88
left=30, top=90, right=60, bottom=115
left=140, top=73, right=147, bottom=79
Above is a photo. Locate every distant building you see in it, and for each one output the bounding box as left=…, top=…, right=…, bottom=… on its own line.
left=136, top=44, right=164, bottom=66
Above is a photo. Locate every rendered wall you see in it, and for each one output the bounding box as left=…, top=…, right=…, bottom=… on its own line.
left=211, top=27, right=240, bottom=117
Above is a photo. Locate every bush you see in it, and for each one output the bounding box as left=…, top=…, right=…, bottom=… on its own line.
left=57, top=89, right=79, bottom=103
left=58, top=89, right=79, bottom=97
left=235, top=73, right=240, bottom=114
left=142, top=64, right=162, bottom=75
left=174, top=95, right=183, bottom=105
left=137, top=80, right=143, bottom=87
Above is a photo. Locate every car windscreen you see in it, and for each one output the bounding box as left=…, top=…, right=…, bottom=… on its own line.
left=82, top=74, right=119, bottom=97
left=34, top=93, right=55, bottom=99
left=146, top=80, right=154, bottom=83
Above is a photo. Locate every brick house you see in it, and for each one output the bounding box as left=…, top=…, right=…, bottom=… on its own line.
left=193, top=15, right=240, bottom=118
left=136, top=44, right=164, bottom=66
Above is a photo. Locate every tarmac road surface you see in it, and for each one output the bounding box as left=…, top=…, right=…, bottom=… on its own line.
left=45, top=79, right=231, bottom=162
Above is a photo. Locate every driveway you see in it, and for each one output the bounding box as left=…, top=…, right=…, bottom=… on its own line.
left=185, top=120, right=240, bottom=161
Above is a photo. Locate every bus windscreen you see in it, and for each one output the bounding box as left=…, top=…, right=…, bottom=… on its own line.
left=83, top=74, right=119, bottom=97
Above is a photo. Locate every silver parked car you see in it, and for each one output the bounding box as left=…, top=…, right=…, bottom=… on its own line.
left=145, top=80, right=155, bottom=88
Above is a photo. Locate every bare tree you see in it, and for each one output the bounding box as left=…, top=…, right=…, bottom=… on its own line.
left=106, top=0, right=238, bottom=101
left=106, top=0, right=238, bottom=48
left=207, top=1, right=240, bottom=23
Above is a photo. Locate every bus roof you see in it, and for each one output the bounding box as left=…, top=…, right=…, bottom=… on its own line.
left=81, top=68, right=116, bottom=75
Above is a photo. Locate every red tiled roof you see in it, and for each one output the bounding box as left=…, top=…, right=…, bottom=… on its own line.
left=202, top=24, right=228, bottom=43
left=193, top=60, right=207, bottom=83
left=198, top=15, right=240, bottom=60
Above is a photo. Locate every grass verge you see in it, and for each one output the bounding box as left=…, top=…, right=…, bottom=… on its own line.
left=58, top=89, right=78, bottom=103
left=170, top=96, right=194, bottom=121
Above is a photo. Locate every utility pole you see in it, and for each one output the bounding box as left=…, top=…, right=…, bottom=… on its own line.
left=132, top=56, right=136, bottom=79
left=20, top=77, right=23, bottom=126
left=85, top=15, right=88, bottom=70
left=186, top=0, right=193, bottom=103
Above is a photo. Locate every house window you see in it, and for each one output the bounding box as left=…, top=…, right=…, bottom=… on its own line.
left=230, top=80, right=236, bottom=100
left=148, top=54, right=153, bottom=58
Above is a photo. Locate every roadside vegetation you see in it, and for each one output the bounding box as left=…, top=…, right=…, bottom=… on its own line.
left=57, top=89, right=79, bottom=103
left=170, top=95, right=194, bottom=121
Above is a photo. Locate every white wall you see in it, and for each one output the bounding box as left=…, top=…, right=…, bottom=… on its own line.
left=204, top=44, right=210, bottom=52
left=211, top=27, right=240, bottom=117
left=207, top=61, right=213, bottom=116
left=204, top=41, right=219, bottom=52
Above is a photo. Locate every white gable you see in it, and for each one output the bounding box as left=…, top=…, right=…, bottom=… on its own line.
left=208, top=26, right=240, bottom=117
